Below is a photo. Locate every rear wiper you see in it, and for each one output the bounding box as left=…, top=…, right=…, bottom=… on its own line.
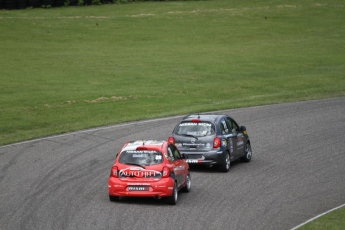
left=123, top=162, right=146, bottom=168
left=180, top=134, right=198, bottom=140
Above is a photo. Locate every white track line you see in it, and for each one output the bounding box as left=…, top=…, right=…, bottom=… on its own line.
left=291, top=203, right=345, bottom=230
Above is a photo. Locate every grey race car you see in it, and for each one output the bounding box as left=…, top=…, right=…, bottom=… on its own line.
left=168, top=114, right=252, bottom=172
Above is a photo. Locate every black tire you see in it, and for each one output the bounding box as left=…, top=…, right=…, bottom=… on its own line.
left=166, top=182, right=178, bottom=205
left=240, top=142, right=252, bottom=163
left=219, top=151, right=230, bottom=172
left=109, top=195, right=120, bottom=202
left=181, top=171, right=191, bottom=193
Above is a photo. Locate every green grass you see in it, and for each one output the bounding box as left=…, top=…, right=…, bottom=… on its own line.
left=298, top=206, right=345, bottom=230
left=0, top=0, right=345, bottom=146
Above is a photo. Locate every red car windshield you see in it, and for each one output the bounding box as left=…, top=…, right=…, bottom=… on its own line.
left=176, top=121, right=215, bottom=137
left=119, top=150, right=164, bottom=166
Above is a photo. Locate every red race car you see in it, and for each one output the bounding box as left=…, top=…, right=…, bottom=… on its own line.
left=108, top=140, right=191, bottom=205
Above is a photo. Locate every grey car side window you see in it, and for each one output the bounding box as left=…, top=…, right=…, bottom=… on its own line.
left=225, top=117, right=234, bottom=132
left=220, top=118, right=230, bottom=134
left=231, top=119, right=239, bottom=131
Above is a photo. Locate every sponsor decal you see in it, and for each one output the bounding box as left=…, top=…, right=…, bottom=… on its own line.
left=114, top=184, right=124, bottom=188
left=186, top=159, right=197, bottom=163
left=229, top=139, right=234, bottom=153
left=179, top=123, right=212, bottom=127
left=186, top=159, right=202, bottom=164
left=132, top=153, right=148, bottom=158
left=155, top=185, right=166, bottom=188
left=127, top=183, right=150, bottom=186
left=128, top=140, right=162, bottom=145
left=119, top=167, right=162, bottom=177
left=182, top=143, right=205, bottom=146
left=237, top=136, right=244, bottom=146
left=174, top=165, right=185, bottom=171
left=126, top=150, right=158, bottom=154
left=175, top=143, right=182, bottom=147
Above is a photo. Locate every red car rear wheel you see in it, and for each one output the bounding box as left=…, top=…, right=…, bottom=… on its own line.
left=166, top=182, right=178, bottom=205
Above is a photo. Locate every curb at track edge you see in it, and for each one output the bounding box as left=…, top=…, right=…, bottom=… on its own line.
left=291, top=203, right=345, bottom=230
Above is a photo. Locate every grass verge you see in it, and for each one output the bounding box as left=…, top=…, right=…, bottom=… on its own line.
left=297, top=206, right=345, bottom=230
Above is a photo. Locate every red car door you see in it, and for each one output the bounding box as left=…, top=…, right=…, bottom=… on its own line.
left=167, top=144, right=185, bottom=188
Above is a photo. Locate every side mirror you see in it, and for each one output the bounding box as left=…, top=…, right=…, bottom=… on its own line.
left=240, top=126, right=246, bottom=131
left=181, top=154, right=186, bottom=159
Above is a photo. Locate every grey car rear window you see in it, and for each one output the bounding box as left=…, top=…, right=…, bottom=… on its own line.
left=176, top=122, right=215, bottom=137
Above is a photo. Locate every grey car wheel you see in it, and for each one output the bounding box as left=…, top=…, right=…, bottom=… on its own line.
left=219, top=151, right=230, bottom=172
left=241, top=142, right=252, bottom=162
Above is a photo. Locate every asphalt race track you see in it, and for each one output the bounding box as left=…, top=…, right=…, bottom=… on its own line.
left=1, top=98, right=345, bottom=230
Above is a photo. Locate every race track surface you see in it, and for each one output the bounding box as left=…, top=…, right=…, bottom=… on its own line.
left=1, top=98, right=345, bottom=230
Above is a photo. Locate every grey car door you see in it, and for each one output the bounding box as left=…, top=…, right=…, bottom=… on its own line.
left=227, top=117, right=245, bottom=157
left=220, top=118, right=238, bottom=160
